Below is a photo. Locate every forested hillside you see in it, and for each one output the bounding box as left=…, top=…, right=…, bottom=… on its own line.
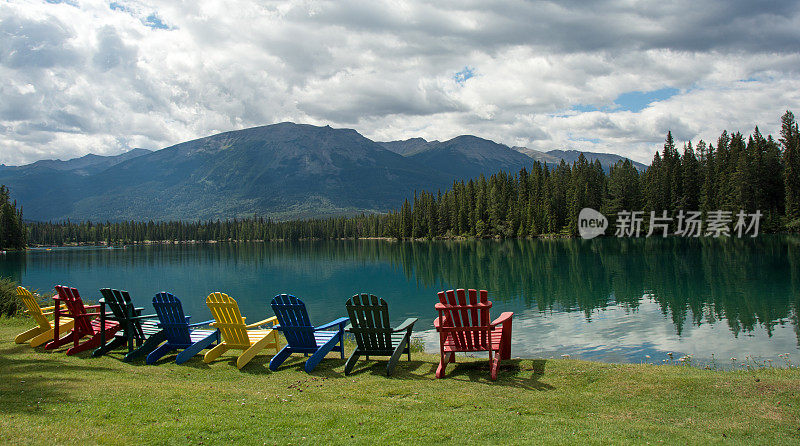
left=25, top=112, right=799, bottom=244
left=0, top=185, right=26, bottom=250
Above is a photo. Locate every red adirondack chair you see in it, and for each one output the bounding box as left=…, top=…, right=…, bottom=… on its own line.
left=434, top=289, right=513, bottom=380
left=45, top=285, right=122, bottom=355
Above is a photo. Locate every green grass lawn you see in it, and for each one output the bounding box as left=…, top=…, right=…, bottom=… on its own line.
left=1, top=317, right=799, bottom=445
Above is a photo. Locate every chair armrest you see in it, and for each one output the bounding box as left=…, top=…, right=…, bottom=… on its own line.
left=188, top=319, right=215, bottom=327
left=490, top=312, right=514, bottom=327
left=314, top=317, right=349, bottom=331
left=128, top=314, right=158, bottom=321
left=392, top=318, right=418, bottom=333
left=435, top=302, right=492, bottom=310
left=245, top=316, right=278, bottom=329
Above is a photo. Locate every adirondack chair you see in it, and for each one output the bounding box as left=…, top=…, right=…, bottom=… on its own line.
left=142, top=292, right=219, bottom=365
left=269, top=294, right=349, bottom=373
left=44, top=285, right=122, bottom=355
left=14, top=286, right=75, bottom=347
left=92, top=288, right=166, bottom=361
left=344, top=294, right=417, bottom=376
left=204, top=292, right=280, bottom=369
left=434, top=289, right=513, bottom=380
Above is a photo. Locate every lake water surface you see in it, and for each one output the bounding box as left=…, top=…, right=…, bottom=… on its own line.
left=2, top=237, right=799, bottom=368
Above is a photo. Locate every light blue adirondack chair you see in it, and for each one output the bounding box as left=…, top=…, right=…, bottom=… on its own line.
left=141, top=292, right=219, bottom=365
left=269, top=294, right=348, bottom=373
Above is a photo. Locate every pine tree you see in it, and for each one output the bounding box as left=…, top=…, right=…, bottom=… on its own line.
left=681, top=142, right=700, bottom=210
left=780, top=111, right=800, bottom=223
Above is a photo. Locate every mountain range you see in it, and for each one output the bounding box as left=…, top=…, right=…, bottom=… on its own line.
left=0, top=123, right=646, bottom=222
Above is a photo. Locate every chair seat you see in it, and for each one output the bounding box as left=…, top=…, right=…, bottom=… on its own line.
left=189, top=329, right=216, bottom=342
left=247, top=329, right=275, bottom=342
left=90, top=319, right=119, bottom=332
left=314, top=330, right=338, bottom=342
left=110, top=319, right=160, bottom=338
left=355, top=332, right=410, bottom=355
left=439, top=326, right=505, bottom=353
left=141, top=320, right=161, bottom=335
left=284, top=330, right=340, bottom=353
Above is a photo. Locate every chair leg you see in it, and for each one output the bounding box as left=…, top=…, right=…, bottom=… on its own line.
left=339, top=329, right=345, bottom=359
left=176, top=333, right=218, bottom=365
left=436, top=352, right=454, bottom=378
left=44, top=330, right=77, bottom=350
left=500, top=320, right=513, bottom=360
left=146, top=343, right=176, bottom=365
left=344, top=350, right=361, bottom=375
left=68, top=334, right=106, bottom=355
left=29, top=328, right=56, bottom=348
left=203, top=343, right=229, bottom=363
left=490, top=352, right=501, bottom=381
left=237, top=334, right=275, bottom=369
left=125, top=331, right=167, bottom=362
left=269, top=345, right=293, bottom=371
left=305, top=335, right=340, bottom=373
left=15, top=326, right=48, bottom=344
left=272, top=330, right=281, bottom=353
left=93, top=336, right=126, bottom=357
left=31, top=320, right=74, bottom=347
left=387, top=332, right=411, bottom=376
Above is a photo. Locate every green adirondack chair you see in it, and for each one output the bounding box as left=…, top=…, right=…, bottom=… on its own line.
left=93, top=288, right=166, bottom=361
left=344, top=294, right=417, bottom=376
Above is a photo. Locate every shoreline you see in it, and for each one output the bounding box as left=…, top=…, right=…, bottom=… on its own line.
left=23, top=231, right=796, bottom=249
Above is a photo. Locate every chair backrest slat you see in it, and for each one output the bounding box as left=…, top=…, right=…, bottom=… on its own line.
left=56, top=285, right=93, bottom=335
left=100, top=288, right=148, bottom=341
left=346, top=294, right=392, bottom=352
left=16, top=286, right=50, bottom=329
left=206, top=292, right=250, bottom=347
left=153, top=292, right=192, bottom=345
left=271, top=294, right=316, bottom=349
left=437, top=288, right=492, bottom=350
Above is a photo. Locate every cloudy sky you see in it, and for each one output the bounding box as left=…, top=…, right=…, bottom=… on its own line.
left=2, top=0, right=799, bottom=165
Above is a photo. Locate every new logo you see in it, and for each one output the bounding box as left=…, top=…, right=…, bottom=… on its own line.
left=578, top=208, right=608, bottom=239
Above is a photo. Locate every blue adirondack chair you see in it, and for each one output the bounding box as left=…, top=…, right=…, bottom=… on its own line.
left=269, top=294, right=349, bottom=373
left=142, top=292, right=220, bottom=365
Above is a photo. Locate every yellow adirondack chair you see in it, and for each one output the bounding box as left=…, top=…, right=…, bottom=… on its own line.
left=14, top=286, right=75, bottom=347
left=204, top=292, right=280, bottom=369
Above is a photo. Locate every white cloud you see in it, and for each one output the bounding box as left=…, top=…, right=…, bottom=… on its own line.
left=1, top=0, right=799, bottom=165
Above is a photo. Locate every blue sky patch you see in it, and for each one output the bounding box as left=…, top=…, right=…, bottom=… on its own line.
left=572, top=104, right=599, bottom=113
left=454, top=66, right=475, bottom=85
left=572, top=87, right=680, bottom=114
left=613, top=87, right=679, bottom=112
left=109, top=2, right=127, bottom=12
left=144, top=13, right=170, bottom=30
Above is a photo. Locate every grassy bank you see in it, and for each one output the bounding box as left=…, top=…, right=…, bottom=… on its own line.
left=1, top=317, right=799, bottom=445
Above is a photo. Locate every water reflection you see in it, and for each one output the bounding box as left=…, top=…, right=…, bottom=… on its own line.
left=2, top=236, right=798, bottom=365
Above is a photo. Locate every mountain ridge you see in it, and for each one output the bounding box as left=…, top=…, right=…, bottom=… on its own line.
left=2, top=123, right=647, bottom=222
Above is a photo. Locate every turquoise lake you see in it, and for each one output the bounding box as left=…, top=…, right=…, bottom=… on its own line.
left=2, top=236, right=799, bottom=368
